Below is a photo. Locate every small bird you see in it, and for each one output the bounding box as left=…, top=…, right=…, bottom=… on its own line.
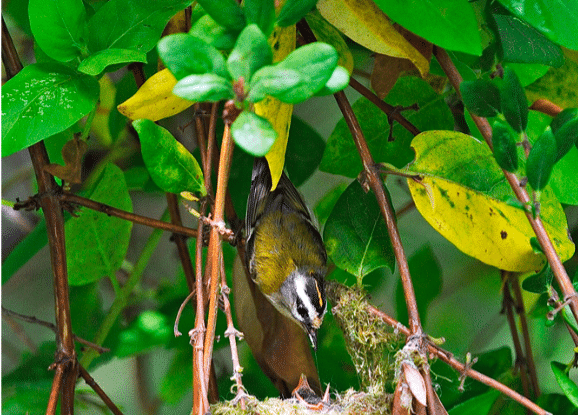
left=245, top=158, right=327, bottom=350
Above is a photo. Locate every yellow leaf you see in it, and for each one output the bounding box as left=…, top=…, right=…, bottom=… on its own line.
left=406, top=132, right=574, bottom=272
left=117, top=68, right=193, bottom=122
left=257, top=25, right=296, bottom=190
left=317, top=0, right=429, bottom=77
left=306, top=10, right=354, bottom=74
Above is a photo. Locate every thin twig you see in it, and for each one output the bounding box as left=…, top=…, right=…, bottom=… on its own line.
left=434, top=46, right=578, bottom=326
left=366, top=304, right=552, bottom=415
left=2, top=308, right=39, bottom=353
left=219, top=255, right=247, bottom=409
left=79, top=365, right=124, bottom=415
left=348, top=77, right=422, bottom=136
left=46, top=364, right=65, bottom=415
left=511, top=275, right=541, bottom=397
left=501, top=272, right=532, bottom=401
left=2, top=306, right=109, bottom=354
left=59, top=192, right=205, bottom=240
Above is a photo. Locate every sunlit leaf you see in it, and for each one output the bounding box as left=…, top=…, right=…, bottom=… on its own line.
left=551, top=361, right=578, bottom=408
left=527, top=129, right=556, bottom=191
left=78, top=49, right=147, bottom=76
left=117, top=68, right=193, bottom=122
left=405, top=131, right=574, bottom=272
left=317, top=0, right=429, bottom=77
left=231, top=111, right=278, bottom=157
left=133, top=119, right=206, bottom=195
left=1, top=63, right=99, bottom=157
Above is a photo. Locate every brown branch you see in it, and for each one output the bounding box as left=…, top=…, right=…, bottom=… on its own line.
left=2, top=306, right=109, bottom=354
left=59, top=192, right=207, bottom=239
left=348, top=78, right=422, bottom=136
left=434, top=46, right=578, bottom=326
left=203, top=118, right=235, bottom=385
left=366, top=304, right=552, bottom=415
left=511, top=276, right=541, bottom=397
left=3, top=16, right=77, bottom=413
left=46, top=364, right=65, bottom=415
left=79, top=365, right=124, bottom=415
left=501, top=272, right=532, bottom=401
left=333, top=91, right=422, bottom=333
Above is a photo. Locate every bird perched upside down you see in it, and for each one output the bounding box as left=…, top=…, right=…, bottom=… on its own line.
left=245, top=158, right=328, bottom=350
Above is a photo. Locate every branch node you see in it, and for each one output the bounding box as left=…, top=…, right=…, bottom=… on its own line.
left=458, top=352, right=478, bottom=392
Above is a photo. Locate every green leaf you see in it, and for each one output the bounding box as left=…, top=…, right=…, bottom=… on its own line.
left=501, top=67, right=528, bottom=132
left=1, top=63, right=99, bottom=157
left=550, top=147, right=578, bottom=205
left=527, top=129, right=556, bottom=191
left=536, top=393, right=578, bottom=415
left=66, top=164, right=133, bottom=286
left=323, top=180, right=395, bottom=282
left=554, top=118, right=578, bottom=162
left=158, top=33, right=228, bottom=80
left=2, top=379, right=55, bottom=414
left=277, top=0, right=317, bottom=27
left=196, top=0, right=245, bottom=30
left=159, top=347, right=192, bottom=403
left=551, top=108, right=578, bottom=135
left=314, top=182, right=348, bottom=227
left=227, top=24, right=272, bottom=82
left=244, top=0, right=275, bottom=35
left=273, top=43, right=338, bottom=103
left=69, top=282, right=104, bottom=340
left=231, top=111, right=278, bottom=156
left=321, top=76, right=454, bottom=177
left=395, top=245, right=441, bottom=328
left=314, top=65, right=350, bottom=96
left=28, top=0, right=88, bottom=62
left=497, top=0, right=578, bottom=50
left=78, top=49, right=147, bottom=75
left=2, top=219, right=47, bottom=285
left=189, top=15, right=239, bottom=50
left=493, top=13, right=564, bottom=68
left=133, top=119, right=206, bottom=195
left=405, top=131, right=574, bottom=271
left=460, top=79, right=502, bottom=117
left=492, top=122, right=519, bottom=172
left=448, top=389, right=501, bottom=415
left=247, top=66, right=301, bottom=103
left=521, top=265, right=553, bottom=294
left=173, top=73, right=234, bottom=102
left=373, top=0, right=482, bottom=55
left=116, top=311, right=171, bottom=357
left=285, top=117, right=326, bottom=187
left=88, top=0, right=193, bottom=53
left=551, top=361, right=578, bottom=408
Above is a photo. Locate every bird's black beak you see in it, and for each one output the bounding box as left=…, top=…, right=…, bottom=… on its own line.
left=306, top=326, right=318, bottom=351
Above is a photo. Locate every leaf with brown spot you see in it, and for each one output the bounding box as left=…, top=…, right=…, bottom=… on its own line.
left=44, top=137, right=88, bottom=184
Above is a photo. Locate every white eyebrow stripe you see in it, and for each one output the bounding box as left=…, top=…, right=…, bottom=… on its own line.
left=295, top=274, right=316, bottom=322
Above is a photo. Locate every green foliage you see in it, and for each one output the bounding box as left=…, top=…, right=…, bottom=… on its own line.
left=1, top=63, right=99, bottom=157
left=3, top=1, right=578, bottom=414
left=492, top=121, right=519, bottom=172
left=324, top=181, right=395, bottom=284
left=374, top=0, right=482, bottom=55
left=65, top=164, right=133, bottom=286
left=527, top=129, right=557, bottom=191
left=231, top=111, right=277, bottom=156
left=133, top=119, right=206, bottom=195
left=501, top=67, right=529, bottom=132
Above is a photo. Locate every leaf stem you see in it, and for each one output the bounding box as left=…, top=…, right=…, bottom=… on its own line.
left=79, top=209, right=170, bottom=369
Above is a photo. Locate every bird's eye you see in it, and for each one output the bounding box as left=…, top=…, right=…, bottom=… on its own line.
left=297, top=305, right=308, bottom=318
